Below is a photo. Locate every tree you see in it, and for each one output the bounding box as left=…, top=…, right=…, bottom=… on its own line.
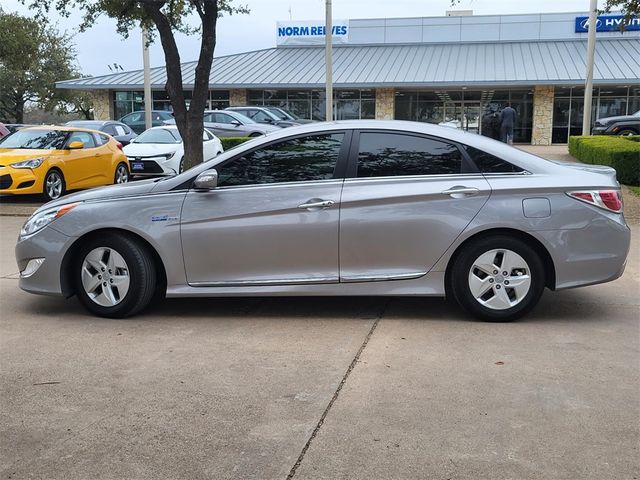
left=603, top=0, right=640, bottom=17
left=25, top=1, right=248, bottom=170
left=0, top=11, right=77, bottom=123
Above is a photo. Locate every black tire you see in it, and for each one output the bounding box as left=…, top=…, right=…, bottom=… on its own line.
left=449, top=235, right=545, bottom=322
left=114, top=163, right=130, bottom=184
left=178, top=157, right=185, bottom=174
left=74, top=233, right=157, bottom=318
left=249, top=132, right=263, bottom=137
left=616, top=129, right=637, bottom=136
left=43, top=169, right=66, bottom=201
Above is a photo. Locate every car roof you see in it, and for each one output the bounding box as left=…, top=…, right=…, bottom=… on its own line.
left=19, top=125, right=107, bottom=134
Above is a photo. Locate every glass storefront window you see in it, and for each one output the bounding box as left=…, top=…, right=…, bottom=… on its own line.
left=395, top=89, right=533, bottom=142
left=112, top=90, right=224, bottom=119
left=248, top=89, right=376, bottom=120
left=551, top=86, right=637, bottom=143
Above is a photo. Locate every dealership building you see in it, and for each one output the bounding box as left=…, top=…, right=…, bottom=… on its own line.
left=57, top=11, right=640, bottom=144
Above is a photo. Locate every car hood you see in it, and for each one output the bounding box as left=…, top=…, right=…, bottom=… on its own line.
left=251, top=123, right=281, bottom=133
left=0, top=149, right=54, bottom=166
left=595, top=114, right=637, bottom=125
left=123, top=143, right=180, bottom=156
left=34, top=178, right=161, bottom=214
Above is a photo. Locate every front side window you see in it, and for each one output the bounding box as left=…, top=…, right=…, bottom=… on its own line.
left=356, top=132, right=462, bottom=178
left=215, top=113, right=237, bottom=124
left=68, top=131, right=96, bottom=148
left=218, top=133, right=344, bottom=187
left=0, top=129, right=67, bottom=150
left=462, top=145, right=523, bottom=173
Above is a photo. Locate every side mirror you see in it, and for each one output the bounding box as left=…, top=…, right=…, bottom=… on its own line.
left=193, top=169, right=218, bottom=190
left=231, top=120, right=241, bottom=127
left=67, top=141, right=85, bottom=149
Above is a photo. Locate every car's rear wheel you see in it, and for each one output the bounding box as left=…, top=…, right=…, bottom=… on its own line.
left=450, top=235, right=545, bottom=322
left=43, top=169, right=65, bottom=201
left=114, top=163, right=129, bottom=184
left=617, top=129, right=636, bottom=136
left=249, top=132, right=263, bottom=137
left=74, top=234, right=157, bottom=318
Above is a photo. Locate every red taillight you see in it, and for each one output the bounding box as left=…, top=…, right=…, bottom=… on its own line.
left=567, top=190, right=623, bottom=213
left=116, top=142, right=123, bottom=150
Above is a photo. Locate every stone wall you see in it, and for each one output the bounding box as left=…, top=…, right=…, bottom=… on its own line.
left=375, top=88, right=394, bottom=120
left=91, top=90, right=112, bottom=120
left=531, top=85, right=554, bottom=145
left=230, top=89, right=248, bottom=106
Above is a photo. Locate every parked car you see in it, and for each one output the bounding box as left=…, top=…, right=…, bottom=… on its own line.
left=66, top=120, right=137, bottom=146
left=264, top=106, right=315, bottom=124
left=4, top=124, right=37, bottom=134
left=15, top=120, right=630, bottom=321
left=165, top=110, right=280, bottom=138
left=225, top=106, right=300, bottom=127
left=119, top=110, right=174, bottom=134
left=0, top=126, right=129, bottom=201
left=592, top=109, right=640, bottom=136
left=0, top=123, right=10, bottom=139
left=123, top=125, right=222, bottom=176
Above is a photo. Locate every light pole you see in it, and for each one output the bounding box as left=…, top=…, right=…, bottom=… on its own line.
left=142, top=26, right=152, bottom=131
left=582, top=0, right=598, bottom=136
left=325, top=0, right=333, bottom=121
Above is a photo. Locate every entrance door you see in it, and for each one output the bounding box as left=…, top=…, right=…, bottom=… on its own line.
left=443, top=102, right=481, bottom=134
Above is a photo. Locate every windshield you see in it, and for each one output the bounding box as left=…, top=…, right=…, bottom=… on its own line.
left=267, top=107, right=295, bottom=121
left=135, top=128, right=181, bottom=144
left=0, top=129, right=67, bottom=149
left=633, top=110, right=640, bottom=117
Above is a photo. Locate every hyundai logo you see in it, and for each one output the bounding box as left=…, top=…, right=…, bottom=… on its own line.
left=579, top=18, right=602, bottom=30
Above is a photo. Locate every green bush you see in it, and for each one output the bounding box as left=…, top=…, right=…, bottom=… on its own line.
left=220, top=136, right=252, bottom=150
left=568, top=135, right=640, bottom=186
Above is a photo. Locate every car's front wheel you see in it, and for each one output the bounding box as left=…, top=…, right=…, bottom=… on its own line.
left=43, top=169, right=65, bottom=201
left=74, top=233, right=157, bottom=318
left=114, top=163, right=130, bottom=184
left=449, top=235, right=545, bottom=321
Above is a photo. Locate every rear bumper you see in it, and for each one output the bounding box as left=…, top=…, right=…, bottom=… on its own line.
left=536, top=217, right=631, bottom=290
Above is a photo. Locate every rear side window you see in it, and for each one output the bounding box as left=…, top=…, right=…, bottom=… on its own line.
left=94, top=133, right=109, bottom=145
left=463, top=145, right=523, bottom=173
left=356, top=132, right=462, bottom=177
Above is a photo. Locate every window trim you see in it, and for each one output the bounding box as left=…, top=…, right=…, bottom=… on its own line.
left=201, top=130, right=353, bottom=189
left=346, top=129, right=479, bottom=179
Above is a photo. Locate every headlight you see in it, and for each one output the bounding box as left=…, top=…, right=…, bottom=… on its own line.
left=162, top=152, right=176, bottom=160
left=11, top=157, right=44, bottom=169
left=20, top=203, right=78, bottom=239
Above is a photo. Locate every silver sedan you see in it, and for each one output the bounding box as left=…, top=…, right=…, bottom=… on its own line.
left=15, top=121, right=630, bottom=321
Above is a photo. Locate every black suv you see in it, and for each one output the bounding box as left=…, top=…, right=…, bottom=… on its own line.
left=592, top=110, right=640, bottom=136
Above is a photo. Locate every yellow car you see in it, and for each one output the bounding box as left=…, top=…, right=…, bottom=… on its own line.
left=0, top=126, right=130, bottom=201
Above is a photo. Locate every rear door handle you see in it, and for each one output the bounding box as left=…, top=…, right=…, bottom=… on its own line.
left=298, top=200, right=335, bottom=210
left=442, top=186, right=480, bottom=197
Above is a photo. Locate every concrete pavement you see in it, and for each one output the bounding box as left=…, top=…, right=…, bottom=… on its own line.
left=0, top=214, right=638, bottom=479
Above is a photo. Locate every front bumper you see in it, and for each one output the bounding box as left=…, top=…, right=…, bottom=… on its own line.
left=16, top=225, right=74, bottom=297
left=127, top=157, right=176, bottom=176
left=0, top=166, right=44, bottom=195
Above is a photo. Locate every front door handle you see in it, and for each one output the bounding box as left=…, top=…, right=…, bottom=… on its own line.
left=442, top=186, right=480, bottom=197
left=298, top=199, right=335, bottom=210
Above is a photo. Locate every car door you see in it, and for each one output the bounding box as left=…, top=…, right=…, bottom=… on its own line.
left=202, top=129, right=216, bottom=160
left=62, top=131, right=110, bottom=188
left=180, top=131, right=350, bottom=285
left=339, top=130, right=492, bottom=282
left=213, top=112, right=246, bottom=137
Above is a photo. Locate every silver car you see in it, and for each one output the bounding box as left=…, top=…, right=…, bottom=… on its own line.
left=15, top=121, right=630, bottom=321
left=165, top=110, right=280, bottom=137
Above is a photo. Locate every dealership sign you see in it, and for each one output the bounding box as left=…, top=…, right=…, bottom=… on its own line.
left=277, top=20, right=349, bottom=45
left=575, top=14, right=640, bottom=32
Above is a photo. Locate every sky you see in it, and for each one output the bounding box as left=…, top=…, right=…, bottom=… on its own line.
left=3, top=0, right=594, bottom=77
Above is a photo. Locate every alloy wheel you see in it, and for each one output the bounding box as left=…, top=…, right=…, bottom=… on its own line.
left=81, top=247, right=130, bottom=307
left=468, top=248, right=532, bottom=310
left=115, top=164, right=129, bottom=184
left=45, top=172, right=63, bottom=199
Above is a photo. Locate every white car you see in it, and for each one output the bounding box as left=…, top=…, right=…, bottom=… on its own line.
left=123, top=125, right=223, bottom=176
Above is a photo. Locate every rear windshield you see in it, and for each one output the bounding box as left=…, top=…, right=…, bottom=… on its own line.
left=0, top=129, right=67, bottom=149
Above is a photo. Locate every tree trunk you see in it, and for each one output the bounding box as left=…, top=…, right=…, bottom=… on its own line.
left=15, top=96, right=25, bottom=124
left=142, top=0, right=218, bottom=171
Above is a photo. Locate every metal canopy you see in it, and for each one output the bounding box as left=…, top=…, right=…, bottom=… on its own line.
left=56, top=39, right=640, bottom=90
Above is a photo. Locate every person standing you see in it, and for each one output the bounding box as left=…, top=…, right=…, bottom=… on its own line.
left=499, top=103, right=517, bottom=145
